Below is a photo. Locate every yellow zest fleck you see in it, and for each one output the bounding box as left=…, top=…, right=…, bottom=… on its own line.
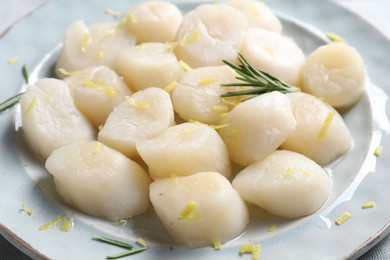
left=125, top=96, right=150, bottom=109
left=136, top=238, right=147, bottom=247
left=210, top=123, right=229, bottom=130
left=180, top=30, right=201, bottom=47
left=95, top=51, right=104, bottom=60
left=183, top=123, right=198, bottom=136
left=213, top=237, right=222, bottom=250
left=164, top=81, right=178, bottom=93
left=374, top=146, right=383, bottom=157
left=165, top=41, right=179, bottom=52
left=262, top=45, right=273, bottom=54
left=21, top=203, right=33, bottom=216
left=81, top=33, right=90, bottom=53
left=57, top=68, right=79, bottom=76
left=170, top=173, right=179, bottom=184
left=301, top=168, right=311, bottom=177
left=326, top=32, right=346, bottom=43
left=93, top=142, right=102, bottom=154
left=250, top=7, right=260, bottom=17
left=137, top=43, right=147, bottom=53
left=127, top=13, right=136, bottom=24
left=7, top=56, right=19, bottom=64
left=60, top=215, right=74, bottom=232
left=104, top=8, right=120, bottom=18
left=219, top=112, right=229, bottom=119
left=24, top=96, right=38, bottom=115
left=268, top=224, right=278, bottom=232
left=179, top=60, right=193, bottom=72
left=284, top=167, right=294, bottom=176
left=83, top=78, right=99, bottom=88
left=318, top=111, right=335, bottom=140
left=98, top=125, right=104, bottom=131
left=213, top=105, right=229, bottom=114
left=188, top=119, right=228, bottom=130
left=117, top=15, right=127, bottom=27
left=335, top=211, right=351, bottom=226
left=221, top=97, right=240, bottom=107
left=199, top=76, right=217, bottom=86
left=178, top=201, right=200, bottom=220
left=98, top=80, right=117, bottom=98
left=362, top=201, right=376, bottom=209
left=239, top=244, right=261, bottom=260
left=39, top=215, right=65, bottom=231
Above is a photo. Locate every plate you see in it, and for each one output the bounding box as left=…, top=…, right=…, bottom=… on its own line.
left=1, top=0, right=390, bottom=259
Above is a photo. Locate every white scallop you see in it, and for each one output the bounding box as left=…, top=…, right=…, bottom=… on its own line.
left=241, top=27, right=305, bottom=86
left=174, top=4, right=248, bottom=68
left=227, top=0, right=282, bottom=33
left=137, top=122, right=232, bottom=179
left=172, top=65, right=242, bottom=125
left=20, top=78, right=95, bottom=160
left=125, top=1, right=183, bottom=43
left=217, top=91, right=296, bottom=166
left=98, top=87, right=175, bottom=159
left=64, top=66, right=132, bottom=127
left=150, top=172, right=249, bottom=248
left=301, top=42, right=366, bottom=108
left=280, top=92, right=352, bottom=165
left=232, top=150, right=330, bottom=218
left=117, top=42, right=184, bottom=91
left=45, top=141, right=152, bottom=221
left=55, top=20, right=136, bottom=78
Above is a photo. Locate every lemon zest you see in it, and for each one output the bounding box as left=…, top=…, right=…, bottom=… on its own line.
left=335, top=211, right=351, bottom=225
left=136, top=238, right=147, bottom=247
left=7, top=56, right=19, bottom=64
left=81, top=33, right=90, bottom=53
left=83, top=78, right=99, bottom=89
left=164, top=81, right=178, bottom=93
left=179, top=60, right=193, bottom=72
left=93, top=142, right=102, bottom=154
left=58, top=68, right=79, bottom=76
left=125, top=96, right=150, bottom=109
left=60, top=215, right=74, bottom=232
left=374, top=146, right=383, bottom=157
left=178, top=201, right=200, bottom=220
left=250, top=7, right=260, bottom=17
left=326, top=32, right=346, bottom=43
left=104, top=8, right=120, bottom=18
left=127, top=13, right=137, bottom=24
left=170, top=173, right=179, bottom=184
left=362, top=201, right=376, bottom=209
left=213, top=237, right=222, bottom=250
left=95, top=51, right=104, bottom=60
left=318, top=111, right=335, bottom=140
left=239, top=244, right=261, bottom=260
left=165, top=41, right=179, bottom=52
left=39, top=215, right=65, bottom=231
left=180, top=30, right=201, bottom=47
left=98, top=80, right=117, bottom=98
left=24, top=96, right=38, bottom=115
left=213, top=105, right=229, bottom=114
left=117, top=15, right=127, bottom=27
left=268, top=224, right=278, bottom=232
left=21, top=203, right=33, bottom=216
left=199, top=76, right=217, bottom=86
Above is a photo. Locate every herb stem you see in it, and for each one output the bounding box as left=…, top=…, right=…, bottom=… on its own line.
left=106, top=247, right=147, bottom=259
left=0, top=92, right=24, bottom=112
left=93, top=235, right=134, bottom=249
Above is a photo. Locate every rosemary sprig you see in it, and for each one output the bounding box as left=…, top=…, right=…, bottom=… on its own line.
left=221, top=53, right=299, bottom=98
left=0, top=92, right=24, bottom=112
left=93, top=235, right=147, bottom=259
left=22, top=64, right=29, bottom=84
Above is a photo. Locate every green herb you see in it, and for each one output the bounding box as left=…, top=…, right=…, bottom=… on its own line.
left=221, top=53, right=299, bottom=98
left=22, top=64, right=29, bottom=84
left=93, top=235, right=147, bottom=259
left=0, top=92, right=24, bottom=112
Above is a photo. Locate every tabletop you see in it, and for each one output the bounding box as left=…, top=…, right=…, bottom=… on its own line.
left=1, top=0, right=390, bottom=259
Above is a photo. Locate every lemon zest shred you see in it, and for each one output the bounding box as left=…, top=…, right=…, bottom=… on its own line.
left=301, top=168, right=311, bottom=177
left=24, top=96, right=38, bottom=115
left=213, top=105, right=229, bottom=114
left=164, top=81, right=178, bottom=93
left=165, top=41, right=179, bottom=52
left=136, top=238, right=147, bottom=247
left=169, top=173, right=179, bottom=184
left=268, top=224, right=278, bottom=232
left=239, top=244, right=261, bottom=260
left=39, top=215, right=65, bottom=231
left=83, top=78, right=99, bottom=88
left=221, top=97, right=240, bottom=107
left=81, top=33, right=90, bottom=53
left=58, top=68, right=79, bottom=76
left=335, top=211, right=351, bottom=225
left=98, top=80, right=117, bottom=98
left=98, top=125, right=104, bottom=131
left=213, top=237, right=222, bottom=250
left=362, top=201, right=376, bottom=209
left=318, top=111, right=335, bottom=140
left=374, top=146, right=383, bottom=157
left=60, top=215, right=73, bottom=232
left=178, top=201, right=200, bottom=220
left=93, top=142, right=102, bottom=154
left=95, top=51, right=104, bottom=60
left=180, top=30, right=201, bottom=46
left=125, top=96, right=150, bottom=109
left=104, top=8, right=120, bottom=18
left=179, top=60, right=193, bottom=72
left=199, top=76, right=217, bottom=86
left=326, top=32, right=346, bottom=43
left=284, top=167, right=294, bottom=176
left=21, top=203, right=33, bottom=216
left=127, top=13, right=137, bottom=24
left=7, top=56, right=19, bottom=64
left=262, top=45, right=273, bottom=54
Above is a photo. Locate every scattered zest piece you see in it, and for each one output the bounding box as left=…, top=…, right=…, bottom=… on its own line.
left=221, top=53, right=299, bottom=99
left=125, top=96, right=150, bottom=109
left=136, top=238, right=147, bottom=247
left=335, top=211, right=351, bottom=226
left=326, top=32, right=346, bottom=43
left=39, top=215, right=65, bottom=231
left=179, top=60, right=193, bottom=72
left=267, top=223, right=278, bottom=232
left=164, top=81, right=178, bottom=93
left=318, top=111, right=335, bottom=140
left=362, top=201, right=376, bottom=209
left=7, top=56, right=19, bottom=64
left=95, top=50, right=104, bottom=60
left=21, top=203, right=33, bottom=216
left=374, top=146, right=383, bottom=157
left=81, top=33, right=90, bottom=53
left=22, top=64, right=29, bottom=84
left=180, top=30, right=201, bottom=47
left=178, top=201, right=200, bottom=220
left=105, top=8, right=120, bottom=19
left=199, top=76, right=217, bottom=86
left=127, top=13, right=136, bottom=24
left=239, top=243, right=261, bottom=260
left=0, top=92, right=24, bottom=113
left=93, top=142, right=102, bottom=154
left=58, top=68, right=79, bottom=77
left=213, top=237, right=222, bottom=250
left=59, top=215, right=74, bottom=232
left=93, top=235, right=147, bottom=259
left=24, top=96, right=38, bottom=115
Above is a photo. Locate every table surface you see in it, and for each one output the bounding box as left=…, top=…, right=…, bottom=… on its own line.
left=1, top=0, right=390, bottom=259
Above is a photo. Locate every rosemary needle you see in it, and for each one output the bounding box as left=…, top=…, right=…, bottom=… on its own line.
left=93, top=235, right=134, bottom=249
left=221, top=53, right=299, bottom=98
left=0, top=92, right=24, bottom=112
left=106, top=247, right=147, bottom=260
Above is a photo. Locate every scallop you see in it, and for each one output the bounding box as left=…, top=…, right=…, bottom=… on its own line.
left=174, top=4, right=248, bottom=68
left=172, top=65, right=243, bottom=125
left=55, top=20, right=136, bottom=78
left=232, top=150, right=330, bottom=218
left=20, top=78, right=95, bottom=160
left=240, top=27, right=305, bottom=86
left=227, top=0, right=282, bottom=33
left=136, top=122, right=232, bottom=179
left=125, top=1, right=183, bottom=43
left=98, top=87, right=175, bottom=159
left=64, top=66, right=132, bottom=127
left=117, top=42, right=184, bottom=91
left=301, top=42, right=366, bottom=108
left=280, top=92, right=352, bottom=165
left=150, top=172, right=249, bottom=248
left=217, top=91, right=296, bottom=166
left=45, top=141, right=152, bottom=221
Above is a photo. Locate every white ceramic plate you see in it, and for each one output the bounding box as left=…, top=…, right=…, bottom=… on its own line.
left=1, top=0, right=390, bottom=259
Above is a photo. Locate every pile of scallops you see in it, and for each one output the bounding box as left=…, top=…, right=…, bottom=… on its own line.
left=20, top=0, right=366, bottom=248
